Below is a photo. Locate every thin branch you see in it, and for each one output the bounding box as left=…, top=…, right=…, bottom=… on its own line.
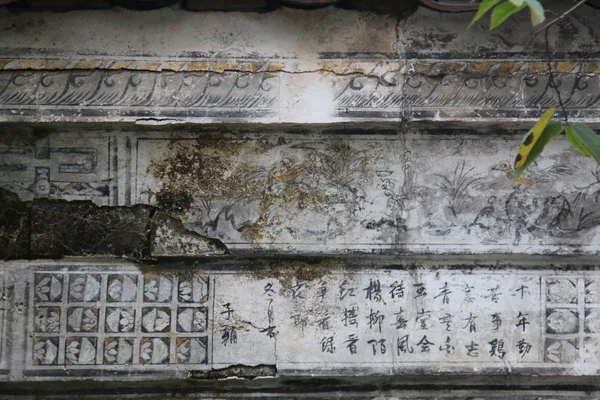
left=523, top=1, right=586, bottom=53
left=544, top=26, right=568, bottom=124
left=535, top=0, right=587, bottom=34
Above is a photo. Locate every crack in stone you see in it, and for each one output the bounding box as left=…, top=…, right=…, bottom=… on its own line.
left=188, top=364, right=278, bottom=380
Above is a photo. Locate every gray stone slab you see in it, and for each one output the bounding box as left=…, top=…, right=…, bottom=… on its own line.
left=2, top=259, right=600, bottom=383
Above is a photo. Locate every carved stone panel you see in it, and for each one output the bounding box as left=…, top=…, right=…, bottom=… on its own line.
left=0, top=133, right=112, bottom=206
left=1, top=261, right=600, bottom=381
left=26, top=266, right=211, bottom=376
left=3, top=130, right=600, bottom=255
left=0, top=70, right=279, bottom=122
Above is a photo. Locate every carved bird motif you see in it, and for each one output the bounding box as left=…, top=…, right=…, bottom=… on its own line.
left=468, top=195, right=497, bottom=232
left=492, top=162, right=534, bottom=185
left=504, top=190, right=572, bottom=244
left=492, top=161, right=576, bottom=185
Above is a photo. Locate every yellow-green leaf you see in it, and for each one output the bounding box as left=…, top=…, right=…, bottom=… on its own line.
left=510, top=0, right=525, bottom=6
left=514, top=107, right=558, bottom=168
left=524, top=0, right=545, bottom=26
left=470, top=0, right=501, bottom=27
left=514, top=121, right=564, bottom=181
left=565, top=126, right=592, bottom=157
left=490, top=1, right=527, bottom=30
left=571, top=123, right=600, bottom=165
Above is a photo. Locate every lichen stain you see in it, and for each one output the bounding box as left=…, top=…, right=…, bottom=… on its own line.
left=148, top=134, right=268, bottom=212
left=148, top=136, right=374, bottom=248
left=248, top=261, right=339, bottom=291
left=0, top=126, right=37, bottom=147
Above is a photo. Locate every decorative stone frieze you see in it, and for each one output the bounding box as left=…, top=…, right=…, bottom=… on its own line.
left=1, top=129, right=599, bottom=255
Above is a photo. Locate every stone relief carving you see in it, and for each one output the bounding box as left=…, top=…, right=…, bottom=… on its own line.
left=0, top=263, right=594, bottom=379
left=0, top=135, right=112, bottom=205
left=0, top=69, right=279, bottom=119
left=28, top=270, right=210, bottom=369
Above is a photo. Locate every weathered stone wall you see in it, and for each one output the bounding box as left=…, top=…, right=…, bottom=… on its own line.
left=1, top=0, right=600, bottom=396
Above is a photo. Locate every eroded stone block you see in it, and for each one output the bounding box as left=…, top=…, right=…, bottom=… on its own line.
left=150, top=211, right=229, bottom=257
left=29, top=200, right=152, bottom=258
left=0, top=189, right=29, bottom=259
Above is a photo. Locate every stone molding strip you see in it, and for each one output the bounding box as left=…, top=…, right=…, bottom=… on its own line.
left=1, top=59, right=600, bottom=124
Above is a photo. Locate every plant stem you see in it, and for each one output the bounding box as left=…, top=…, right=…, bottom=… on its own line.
left=544, top=26, right=568, bottom=124
left=535, top=0, right=587, bottom=35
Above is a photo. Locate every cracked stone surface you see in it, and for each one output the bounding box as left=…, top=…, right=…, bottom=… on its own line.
left=0, top=188, right=227, bottom=259
left=29, top=200, right=153, bottom=258
left=0, top=0, right=600, bottom=395
left=150, top=211, right=229, bottom=257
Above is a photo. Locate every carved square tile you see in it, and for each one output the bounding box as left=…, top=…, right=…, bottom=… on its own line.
left=546, top=279, right=578, bottom=304
left=176, top=337, right=208, bottom=364
left=33, top=306, right=61, bottom=333
left=65, top=337, right=97, bottom=365
left=178, top=275, right=209, bottom=303
left=544, top=338, right=579, bottom=363
left=34, top=273, right=64, bottom=303
left=103, top=338, right=134, bottom=365
left=585, top=280, right=600, bottom=304
left=140, top=337, right=170, bottom=365
left=143, top=276, right=172, bottom=303
left=177, top=307, right=207, bottom=333
left=585, top=309, right=600, bottom=333
left=32, top=337, right=60, bottom=365
left=141, top=307, right=171, bottom=333
left=546, top=309, right=579, bottom=334
left=584, top=337, right=600, bottom=363
left=105, top=307, right=136, bottom=333
left=107, top=274, right=138, bottom=302
left=67, top=307, right=99, bottom=332
left=68, top=274, right=101, bottom=302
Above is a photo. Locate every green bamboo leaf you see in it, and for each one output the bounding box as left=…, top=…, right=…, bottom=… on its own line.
left=565, top=126, right=592, bottom=157
left=570, top=123, right=600, bottom=165
left=490, top=1, right=527, bottom=30
left=524, top=0, right=545, bottom=26
left=514, top=107, right=557, bottom=169
left=514, top=121, right=564, bottom=181
left=469, top=0, right=501, bottom=27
